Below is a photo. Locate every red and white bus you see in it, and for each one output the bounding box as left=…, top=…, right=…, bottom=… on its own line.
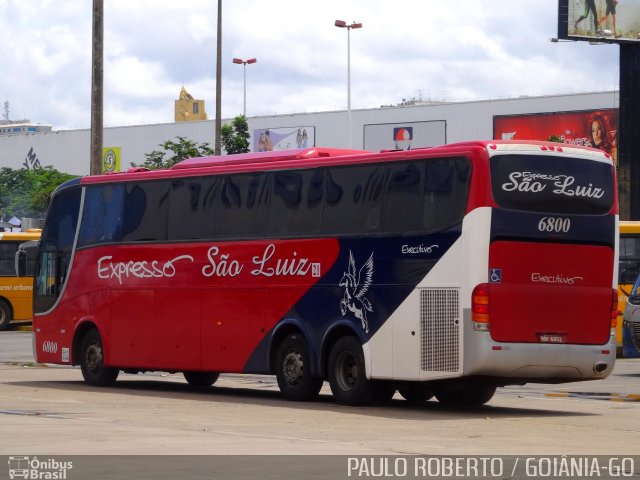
left=30, top=141, right=618, bottom=406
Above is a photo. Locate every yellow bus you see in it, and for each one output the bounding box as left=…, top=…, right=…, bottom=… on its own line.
left=0, top=229, right=40, bottom=330
left=618, top=221, right=640, bottom=355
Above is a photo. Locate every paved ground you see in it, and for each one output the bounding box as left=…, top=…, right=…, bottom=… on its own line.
left=1, top=332, right=640, bottom=456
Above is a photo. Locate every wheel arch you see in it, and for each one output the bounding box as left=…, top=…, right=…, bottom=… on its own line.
left=71, top=319, right=101, bottom=366
left=268, top=319, right=318, bottom=376
left=0, top=296, right=14, bottom=318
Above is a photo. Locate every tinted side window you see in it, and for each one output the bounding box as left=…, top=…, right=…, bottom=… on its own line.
left=424, top=157, right=471, bottom=232
left=382, top=162, right=424, bottom=233
left=215, top=173, right=270, bottom=239
left=269, top=169, right=324, bottom=236
left=323, top=164, right=386, bottom=235
left=122, top=181, right=170, bottom=242
left=168, top=177, right=221, bottom=241
left=0, top=243, right=18, bottom=276
left=78, top=184, right=124, bottom=247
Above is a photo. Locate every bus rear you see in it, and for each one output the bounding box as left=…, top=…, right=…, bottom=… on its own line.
left=0, top=230, right=40, bottom=330
left=464, top=142, right=617, bottom=382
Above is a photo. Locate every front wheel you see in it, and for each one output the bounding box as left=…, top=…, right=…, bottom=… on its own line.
left=183, top=371, right=220, bottom=389
left=328, top=336, right=377, bottom=405
left=79, top=329, right=119, bottom=387
left=0, top=300, right=12, bottom=331
left=275, top=333, right=323, bottom=401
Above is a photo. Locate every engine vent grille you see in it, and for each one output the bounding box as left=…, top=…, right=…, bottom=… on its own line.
left=420, top=288, right=460, bottom=372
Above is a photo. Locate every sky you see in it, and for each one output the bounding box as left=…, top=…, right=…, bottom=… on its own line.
left=0, top=0, right=622, bottom=130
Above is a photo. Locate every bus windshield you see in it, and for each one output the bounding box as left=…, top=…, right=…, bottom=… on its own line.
left=490, top=154, right=614, bottom=214
left=33, top=186, right=81, bottom=314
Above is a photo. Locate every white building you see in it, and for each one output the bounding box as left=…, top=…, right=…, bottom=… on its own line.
left=0, top=90, right=619, bottom=175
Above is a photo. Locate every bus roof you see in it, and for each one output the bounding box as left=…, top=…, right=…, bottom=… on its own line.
left=0, top=230, right=42, bottom=241
left=77, top=140, right=614, bottom=186
left=171, top=147, right=368, bottom=170
left=620, top=221, right=640, bottom=234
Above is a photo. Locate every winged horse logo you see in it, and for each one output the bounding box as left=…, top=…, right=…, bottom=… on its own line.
left=339, top=251, right=374, bottom=333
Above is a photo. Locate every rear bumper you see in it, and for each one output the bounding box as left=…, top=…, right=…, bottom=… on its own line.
left=463, top=330, right=616, bottom=383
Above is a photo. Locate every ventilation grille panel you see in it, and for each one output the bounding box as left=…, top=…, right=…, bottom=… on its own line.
left=420, top=288, right=460, bottom=372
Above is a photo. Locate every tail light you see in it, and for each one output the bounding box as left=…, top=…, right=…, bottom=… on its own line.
left=472, top=283, right=490, bottom=331
left=610, top=289, right=618, bottom=332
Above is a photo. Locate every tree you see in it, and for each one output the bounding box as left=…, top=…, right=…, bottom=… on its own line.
left=0, top=167, right=77, bottom=220
left=135, top=136, right=214, bottom=170
left=221, top=115, right=251, bottom=155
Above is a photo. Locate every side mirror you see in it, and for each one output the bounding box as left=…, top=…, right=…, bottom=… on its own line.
left=15, top=250, right=27, bottom=277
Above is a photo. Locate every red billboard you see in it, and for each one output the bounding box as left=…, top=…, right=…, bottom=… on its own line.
left=493, top=109, right=618, bottom=163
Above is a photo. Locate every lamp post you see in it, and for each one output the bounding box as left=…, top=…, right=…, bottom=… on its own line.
left=232, top=57, right=257, bottom=117
left=334, top=19, right=362, bottom=148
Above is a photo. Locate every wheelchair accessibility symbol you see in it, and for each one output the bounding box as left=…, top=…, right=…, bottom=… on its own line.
left=489, top=269, right=502, bottom=283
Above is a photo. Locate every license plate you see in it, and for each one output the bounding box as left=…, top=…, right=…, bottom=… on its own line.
left=539, top=334, right=566, bottom=344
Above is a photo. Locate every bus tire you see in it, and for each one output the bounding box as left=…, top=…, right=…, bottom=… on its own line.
left=183, top=371, right=220, bottom=389
left=398, top=382, right=434, bottom=403
left=328, top=336, right=376, bottom=406
left=275, top=333, right=323, bottom=401
left=434, top=381, right=496, bottom=406
left=79, top=329, right=119, bottom=387
left=0, top=300, right=12, bottom=331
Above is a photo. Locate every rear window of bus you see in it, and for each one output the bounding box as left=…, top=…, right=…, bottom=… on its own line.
left=490, top=154, right=614, bottom=215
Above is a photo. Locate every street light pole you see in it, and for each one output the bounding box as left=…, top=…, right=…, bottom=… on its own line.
left=334, top=20, right=362, bottom=148
left=215, top=0, right=222, bottom=156
left=90, top=0, right=104, bottom=175
left=232, top=57, right=257, bottom=117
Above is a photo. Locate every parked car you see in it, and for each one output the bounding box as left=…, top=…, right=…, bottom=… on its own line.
left=622, top=274, right=640, bottom=358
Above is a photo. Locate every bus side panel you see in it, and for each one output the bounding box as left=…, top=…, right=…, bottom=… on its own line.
left=1, top=277, right=34, bottom=321
left=70, top=239, right=340, bottom=373
left=109, top=289, right=155, bottom=368
left=242, top=231, right=464, bottom=376
left=153, top=288, right=203, bottom=370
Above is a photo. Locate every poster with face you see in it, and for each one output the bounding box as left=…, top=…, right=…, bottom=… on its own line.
left=494, top=109, right=618, bottom=162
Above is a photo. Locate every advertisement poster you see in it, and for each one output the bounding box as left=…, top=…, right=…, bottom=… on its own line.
left=363, top=120, right=446, bottom=151
left=494, top=109, right=618, bottom=162
left=253, top=127, right=315, bottom=152
left=102, top=147, right=121, bottom=173
left=562, top=0, right=640, bottom=42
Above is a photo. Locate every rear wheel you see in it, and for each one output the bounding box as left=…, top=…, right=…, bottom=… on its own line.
left=0, top=300, right=12, bottom=331
left=183, top=371, right=220, bottom=389
left=434, top=381, right=496, bottom=406
left=398, top=382, right=434, bottom=403
left=79, top=329, right=119, bottom=387
left=275, top=333, right=323, bottom=401
left=328, top=336, right=377, bottom=405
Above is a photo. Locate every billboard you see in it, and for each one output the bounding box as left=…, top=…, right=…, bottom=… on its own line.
left=102, top=147, right=121, bottom=173
left=559, top=0, right=640, bottom=43
left=363, top=120, right=446, bottom=151
left=252, top=126, right=315, bottom=152
left=494, top=109, right=618, bottom=163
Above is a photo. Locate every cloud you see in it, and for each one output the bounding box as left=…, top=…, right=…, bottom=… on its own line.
left=0, top=0, right=621, bottom=130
